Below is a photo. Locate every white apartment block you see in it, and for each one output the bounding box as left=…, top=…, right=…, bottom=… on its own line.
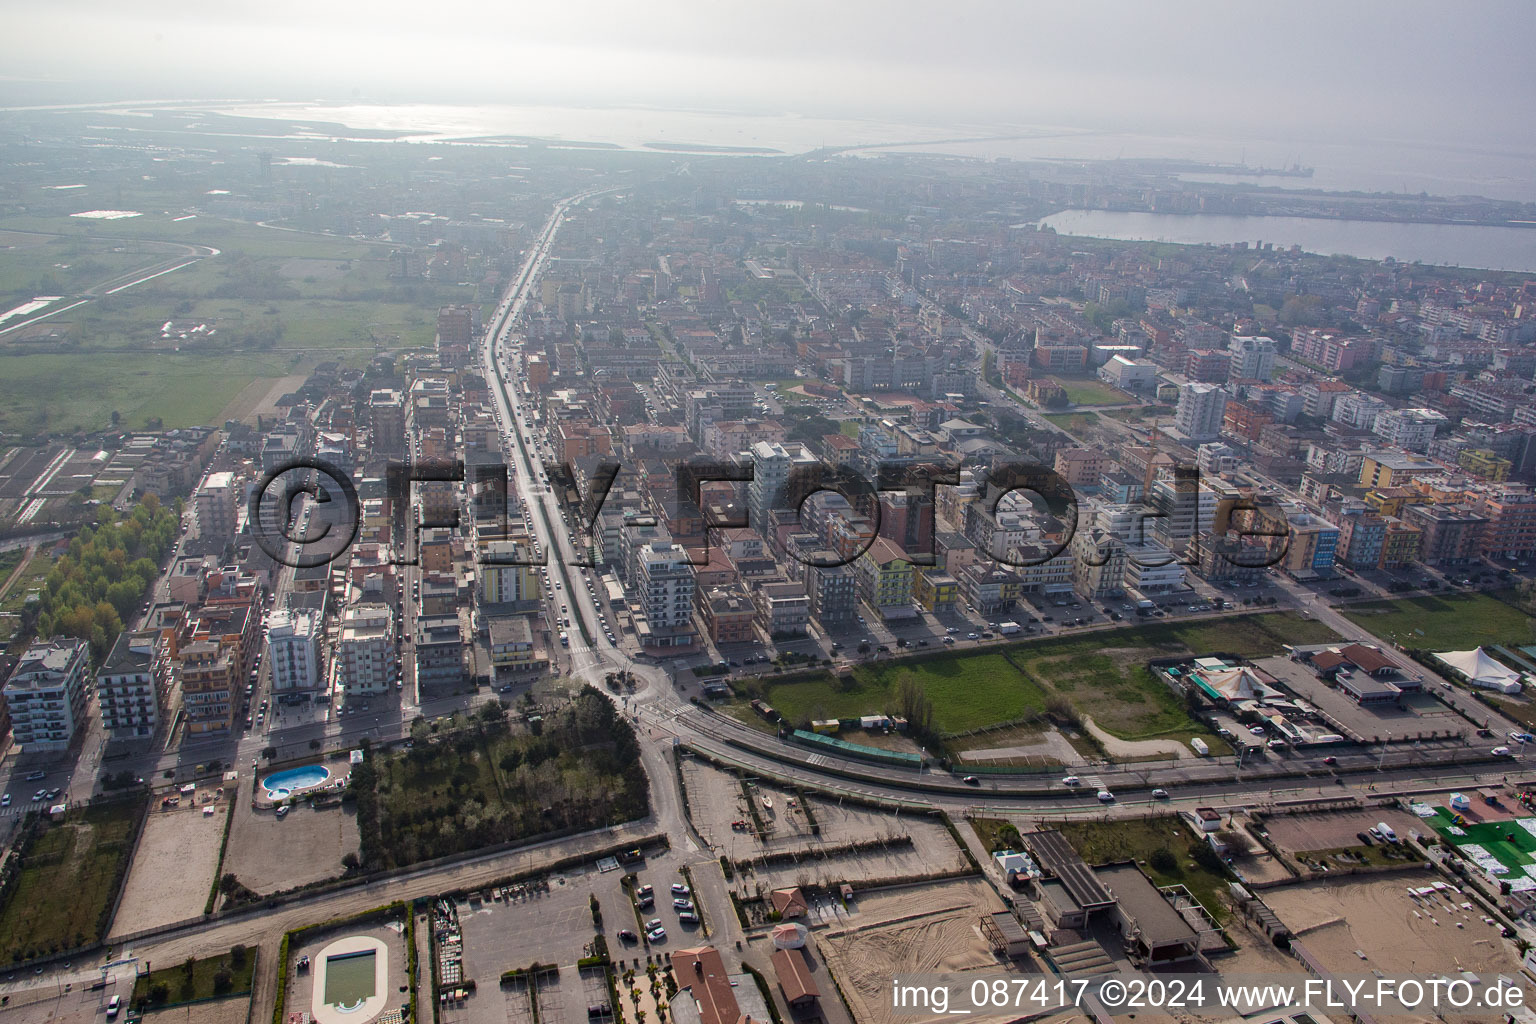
left=1229, top=334, right=1276, bottom=382
left=337, top=604, right=397, bottom=696
left=267, top=608, right=322, bottom=692
left=1175, top=383, right=1228, bottom=441
left=1371, top=407, right=1449, bottom=453
left=5, top=637, right=91, bottom=753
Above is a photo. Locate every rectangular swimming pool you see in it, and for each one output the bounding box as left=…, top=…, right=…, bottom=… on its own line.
left=323, top=950, right=377, bottom=1008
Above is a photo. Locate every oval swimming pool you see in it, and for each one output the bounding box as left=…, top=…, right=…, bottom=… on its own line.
left=261, top=764, right=331, bottom=800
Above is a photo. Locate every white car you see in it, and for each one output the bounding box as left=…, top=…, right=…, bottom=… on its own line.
left=1061, top=776, right=1081, bottom=786
left=1096, top=790, right=1115, bottom=803
left=671, top=883, right=690, bottom=895
left=1493, top=746, right=1514, bottom=756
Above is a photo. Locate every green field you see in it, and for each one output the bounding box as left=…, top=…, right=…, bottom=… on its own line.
left=1042, top=412, right=1099, bottom=433
left=1341, top=592, right=1534, bottom=650
left=0, top=799, right=144, bottom=961
left=1056, top=816, right=1231, bottom=921
left=1051, top=377, right=1128, bottom=406
left=0, top=213, right=479, bottom=433
left=132, top=946, right=256, bottom=1009
left=732, top=612, right=1336, bottom=748
left=0, top=350, right=299, bottom=433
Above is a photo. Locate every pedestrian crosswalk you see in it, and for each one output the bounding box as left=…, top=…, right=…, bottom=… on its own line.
left=805, top=753, right=832, bottom=768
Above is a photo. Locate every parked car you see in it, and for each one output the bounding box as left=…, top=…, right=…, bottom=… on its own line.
left=671, top=883, right=690, bottom=895
left=617, top=929, right=638, bottom=943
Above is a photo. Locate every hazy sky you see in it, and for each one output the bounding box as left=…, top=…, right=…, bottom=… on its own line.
left=3, top=0, right=1532, bottom=143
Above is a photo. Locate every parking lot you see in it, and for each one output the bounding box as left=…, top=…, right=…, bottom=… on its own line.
left=450, top=849, right=704, bottom=1024
left=1258, top=655, right=1478, bottom=746
left=1263, top=806, right=1429, bottom=855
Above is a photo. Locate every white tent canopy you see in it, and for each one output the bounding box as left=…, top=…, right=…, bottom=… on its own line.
left=1433, top=648, right=1523, bottom=694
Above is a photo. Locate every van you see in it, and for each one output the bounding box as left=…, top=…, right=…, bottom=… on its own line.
left=1377, top=822, right=1399, bottom=844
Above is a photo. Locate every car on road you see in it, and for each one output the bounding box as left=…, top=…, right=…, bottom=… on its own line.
left=1248, top=725, right=1266, bottom=736
left=966, top=632, right=978, bottom=640
left=25, top=771, right=43, bottom=782
left=961, top=776, right=980, bottom=786
left=1061, top=776, right=1081, bottom=786
left=942, top=635, right=956, bottom=644
left=1096, top=790, right=1115, bottom=803
left=1, top=794, right=9, bottom=807
left=107, top=995, right=121, bottom=1019
left=1151, top=788, right=1169, bottom=799
left=1322, top=756, right=1338, bottom=765
left=1493, top=746, right=1514, bottom=756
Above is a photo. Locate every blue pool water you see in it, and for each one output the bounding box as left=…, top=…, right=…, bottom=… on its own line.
left=261, top=764, right=330, bottom=799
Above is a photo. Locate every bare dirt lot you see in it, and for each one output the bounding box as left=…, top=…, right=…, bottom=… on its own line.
left=817, top=878, right=1013, bottom=1024
left=1262, top=872, right=1521, bottom=978
left=220, top=793, right=358, bottom=897
left=110, top=790, right=230, bottom=935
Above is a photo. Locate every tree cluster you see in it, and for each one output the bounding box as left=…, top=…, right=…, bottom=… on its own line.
left=28, top=496, right=178, bottom=662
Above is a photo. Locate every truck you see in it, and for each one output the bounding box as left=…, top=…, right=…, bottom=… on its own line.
left=1136, top=599, right=1155, bottom=611
left=1190, top=737, right=1210, bottom=757
left=998, top=621, right=1022, bottom=636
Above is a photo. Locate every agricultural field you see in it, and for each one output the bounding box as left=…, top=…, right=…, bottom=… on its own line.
left=731, top=612, right=1333, bottom=748
left=1342, top=592, right=1534, bottom=650
left=0, top=798, right=145, bottom=962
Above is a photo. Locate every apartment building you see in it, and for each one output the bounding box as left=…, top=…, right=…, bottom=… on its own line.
left=1174, top=383, right=1227, bottom=441
left=635, top=542, right=698, bottom=649
left=855, top=537, right=916, bottom=617
left=178, top=640, right=236, bottom=735
left=337, top=604, right=397, bottom=696
left=5, top=637, right=91, bottom=752
left=97, top=630, right=165, bottom=739
left=267, top=608, right=322, bottom=693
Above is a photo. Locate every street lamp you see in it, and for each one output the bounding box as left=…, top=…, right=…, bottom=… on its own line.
left=1378, top=732, right=1392, bottom=771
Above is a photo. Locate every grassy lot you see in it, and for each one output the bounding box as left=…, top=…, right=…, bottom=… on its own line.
left=0, top=799, right=145, bottom=961
left=1056, top=816, right=1231, bottom=921
left=131, top=946, right=256, bottom=1009
left=731, top=612, right=1333, bottom=749
left=0, top=351, right=298, bottom=433
left=0, top=212, right=477, bottom=431
left=970, top=817, right=1025, bottom=853
left=1051, top=377, right=1128, bottom=406
left=1342, top=592, right=1534, bottom=650
left=1042, top=412, right=1099, bottom=433
left=363, top=689, right=647, bottom=870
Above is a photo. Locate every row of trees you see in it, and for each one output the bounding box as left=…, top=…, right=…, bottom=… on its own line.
left=26, top=495, right=179, bottom=662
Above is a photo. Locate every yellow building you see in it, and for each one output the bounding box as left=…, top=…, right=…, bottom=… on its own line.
left=478, top=542, right=541, bottom=604
left=1359, top=451, right=1436, bottom=489
left=912, top=569, right=959, bottom=611
left=1459, top=449, right=1513, bottom=482
left=1379, top=518, right=1422, bottom=568
left=856, top=538, right=915, bottom=612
